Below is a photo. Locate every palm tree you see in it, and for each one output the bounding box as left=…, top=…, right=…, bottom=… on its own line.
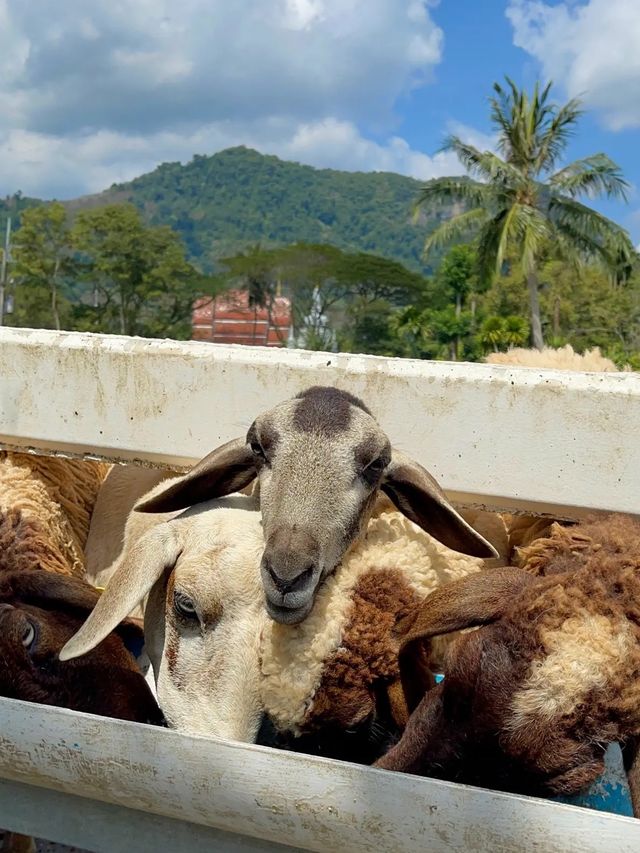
left=417, top=78, right=635, bottom=349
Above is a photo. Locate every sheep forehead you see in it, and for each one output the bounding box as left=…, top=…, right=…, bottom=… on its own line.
left=507, top=614, right=635, bottom=732
left=173, top=507, right=264, bottom=601
left=258, top=395, right=386, bottom=465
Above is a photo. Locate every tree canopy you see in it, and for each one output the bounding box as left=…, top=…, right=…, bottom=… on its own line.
left=417, top=78, right=636, bottom=348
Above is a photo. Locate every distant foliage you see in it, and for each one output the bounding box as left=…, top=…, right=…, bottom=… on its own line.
left=79, top=147, right=458, bottom=273
left=6, top=203, right=220, bottom=340
left=417, top=78, right=635, bottom=349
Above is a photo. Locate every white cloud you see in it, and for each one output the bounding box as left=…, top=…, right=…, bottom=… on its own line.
left=0, top=115, right=486, bottom=199
left=0, top=0, right=452, bottom=196
left=507, top=0, right=640, bottom=130
left=0, top=0, right=443, bottom=134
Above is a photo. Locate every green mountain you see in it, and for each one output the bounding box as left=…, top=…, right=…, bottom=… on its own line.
left=2, top=147, right=463, bottom=273
left=64, top=147, right=460, bottom=272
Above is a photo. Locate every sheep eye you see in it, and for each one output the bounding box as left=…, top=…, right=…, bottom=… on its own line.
left=361, top=455, right=387, bottom=484
left=173, top=592, right=197, bottom=620
left=22, top=622, right=35, bottom=649
left=250, top=440, right=266, bottom=460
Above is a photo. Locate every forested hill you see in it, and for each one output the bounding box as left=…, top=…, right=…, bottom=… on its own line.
left=61, top=147, right=459, bottom=272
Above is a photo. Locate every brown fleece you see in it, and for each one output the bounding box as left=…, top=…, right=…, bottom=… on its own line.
left=375, top=514, right=640, bottom=807
left=0, top=454, right=109, bottom=577
left=516, top=514, right=639, bottom=577
left=306, top=568, right=425, bottom=730
left=0, top=506, right=75, bottom=576
left=1, top=452, right=109, bottom=563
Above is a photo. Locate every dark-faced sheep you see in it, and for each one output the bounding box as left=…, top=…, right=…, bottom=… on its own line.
left=134, top=386, right=496, bottom=624
left=0, top=508, right=162, bottom=723
left=0, top=450, right=162, bottom=721
left=0, top=458, right=164, bottom=853
left=372, top=514, right=640, bottom=815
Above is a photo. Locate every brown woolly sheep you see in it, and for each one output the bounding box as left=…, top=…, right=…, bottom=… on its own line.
left=0, top=507, right=162, bottom=722
left=0, top=454, right=162, bottom=853
left=373, top=514, right=640, bottom=814
left=257, top=506, right=490, bottom=763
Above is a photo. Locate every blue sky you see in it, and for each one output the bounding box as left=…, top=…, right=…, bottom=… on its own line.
left=0, top=0, right=638, bottom=241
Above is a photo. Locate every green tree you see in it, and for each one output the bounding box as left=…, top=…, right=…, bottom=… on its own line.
left=72, top=204, right=212, bottom=338
left=220, top=242, right=430, bottom=350
left=478, top=315, right=530, bottom=353
left=12, top=203, right=74, bottom=330
left=417, top=78, right=635, bottom=349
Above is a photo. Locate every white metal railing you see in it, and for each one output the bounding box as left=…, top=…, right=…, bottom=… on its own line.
left=0, top=327, right=639, bottom=852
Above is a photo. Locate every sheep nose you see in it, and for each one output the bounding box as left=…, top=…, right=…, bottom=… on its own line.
left=267, top=561, right=315, bottom=594
left=262, top=527, right=319, bottom=597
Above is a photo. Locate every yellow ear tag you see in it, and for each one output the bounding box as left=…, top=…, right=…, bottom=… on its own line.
left=95, top=586, right=106, bottom=594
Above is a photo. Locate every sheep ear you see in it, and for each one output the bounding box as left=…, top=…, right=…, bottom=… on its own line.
left=135, top=438, right=256, bottom=514
left=374, top=683, right=447, bottom=774
left=0, top=571, right=100, bottom=613
left=59, top=528, right=180, bottom=661
left=381, top=450, right=498, bottom=558
left=394, top=567, right=532, bottom=650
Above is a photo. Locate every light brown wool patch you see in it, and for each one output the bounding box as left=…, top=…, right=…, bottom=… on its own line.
left=0, top=454, right=108, bottom=577
left=508, top=613, right=635, bottom=731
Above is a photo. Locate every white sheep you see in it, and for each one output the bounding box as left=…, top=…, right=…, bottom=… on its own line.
left=61, top=479, right=268, bottom=742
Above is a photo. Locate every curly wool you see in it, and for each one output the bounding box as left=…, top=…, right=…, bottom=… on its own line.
left=0, top=453, right=109, bottom=577
left=503, top=522, right=640, bottom=748
left=260, top=508, right=486, bottom=733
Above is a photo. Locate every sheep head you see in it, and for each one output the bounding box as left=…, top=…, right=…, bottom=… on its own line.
left=135, top=386, right=496, bottom=624
left=61, top=493, right=268, bottom=742
left=0, top=561, right=162, bottom=724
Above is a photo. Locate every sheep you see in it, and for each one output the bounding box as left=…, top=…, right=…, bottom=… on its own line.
left=132, top=385, right=497, bottom=625
left=60, top=477, right=493, bottom=746
left=0, top=454, right=163, bottom=853
left=372, top=514, right=640, bottom=815
left=0, top=452, right=161, bottom=715
left=60, top=481, right=269, bottom=742
left=257, top=505, right=488, bottom=763
left=0, top=507, right=163, bottom=724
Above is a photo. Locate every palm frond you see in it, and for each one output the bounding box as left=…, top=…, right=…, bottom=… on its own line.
left=549, top=195, right=636, bottom=269
left=422, top=208, right=490, bottom=257
left=535, top=96, right=583, bottom=173
left=414, top=177, right=489, bottom=214
left=441, top=136, right=524, bottom=189
left=549, top=154, right=629, bottom=201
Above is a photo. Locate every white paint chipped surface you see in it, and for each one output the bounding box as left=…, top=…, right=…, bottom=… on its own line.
left=0, top=699, right=639, bottom=852
left=1, top=328, right=639, bottom=517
